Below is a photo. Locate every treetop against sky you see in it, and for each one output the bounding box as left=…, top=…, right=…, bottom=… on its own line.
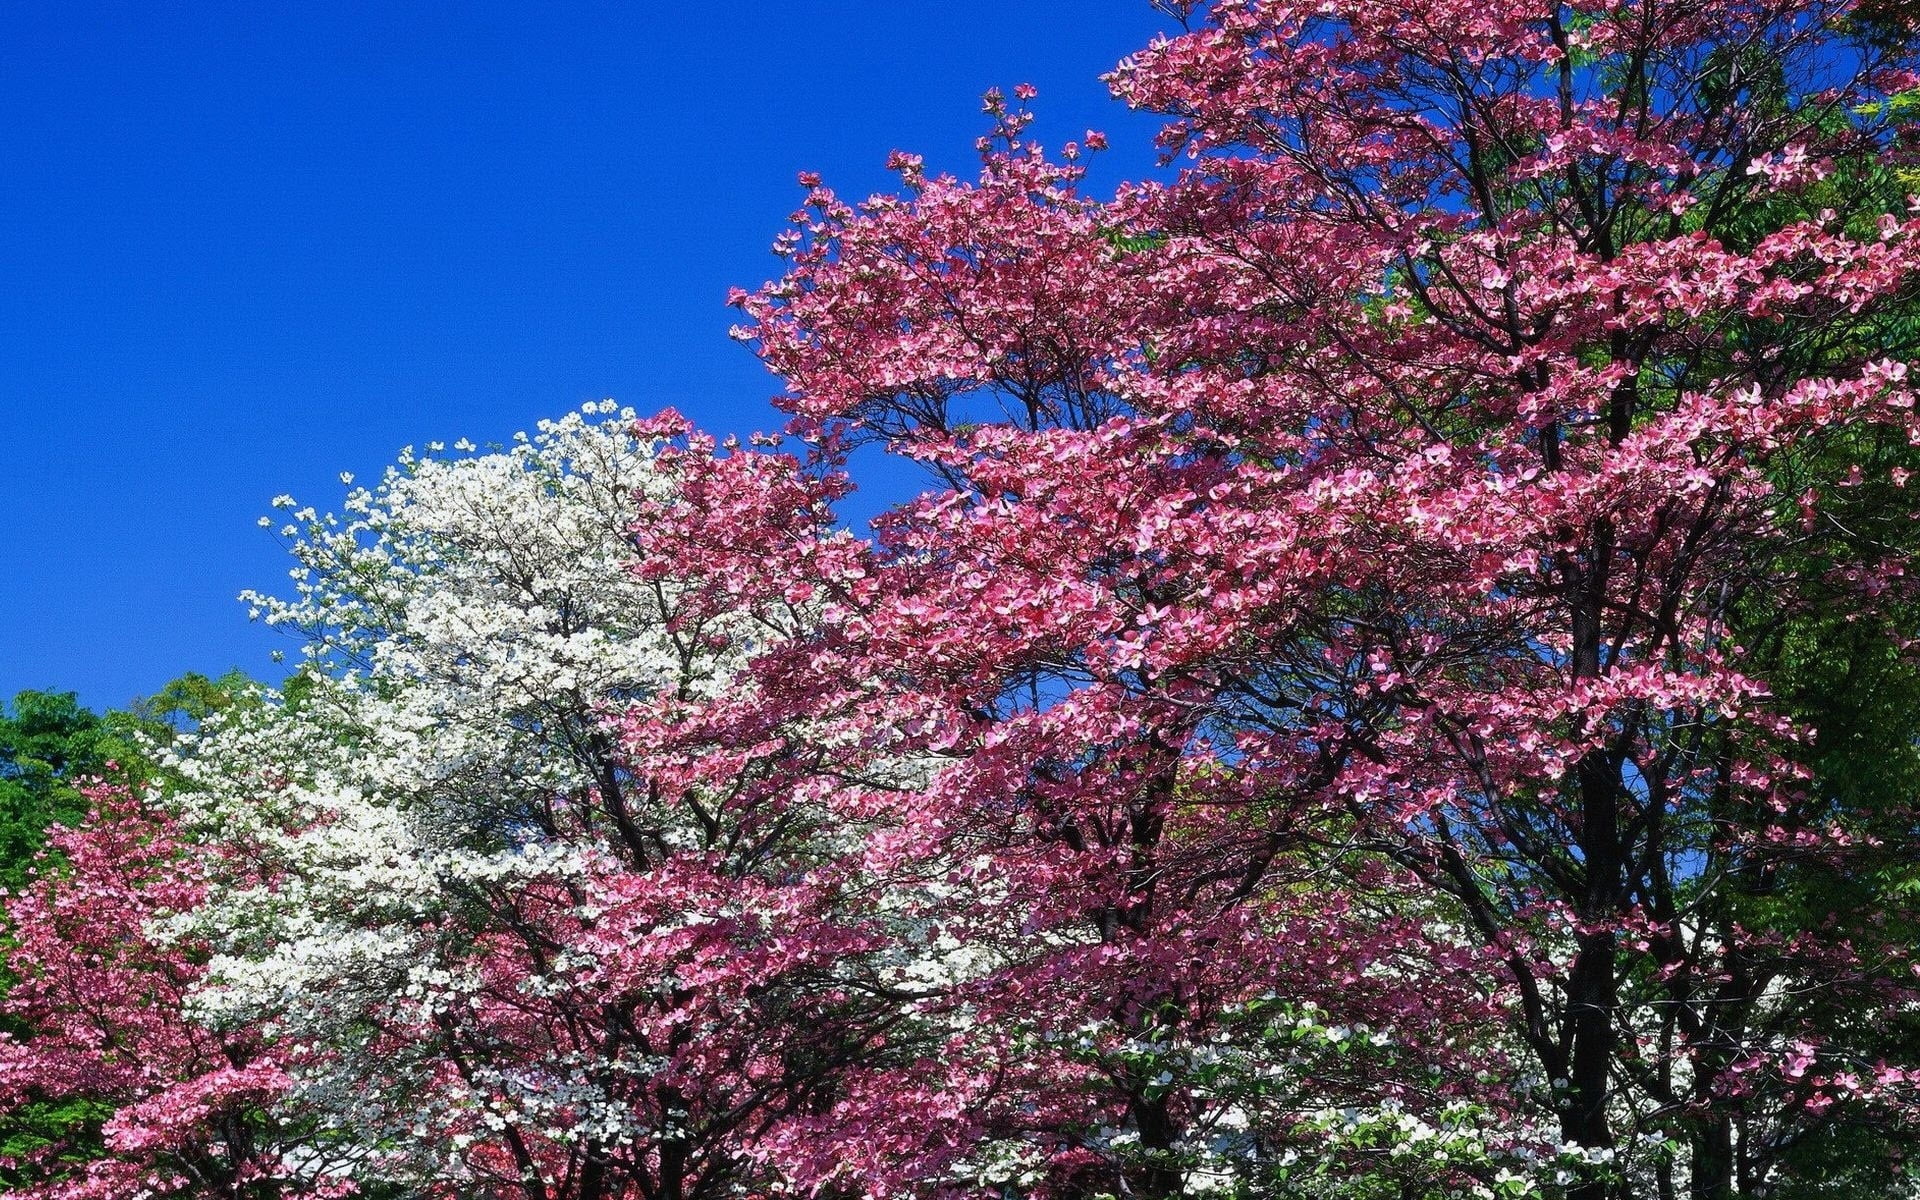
left=0, top=1, right=1173, bottom=710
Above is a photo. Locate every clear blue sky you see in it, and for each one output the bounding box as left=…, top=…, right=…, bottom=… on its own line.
left=0, top=2, right=1178, bottom=711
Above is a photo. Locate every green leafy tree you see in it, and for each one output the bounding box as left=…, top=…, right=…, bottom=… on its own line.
left=0, top=691, right=135, bottom=890
left=0, top=672, right=254, bottom=890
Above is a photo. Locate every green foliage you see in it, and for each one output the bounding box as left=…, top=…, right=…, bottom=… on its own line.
left=0, top=672, right=255, bottom=889
left=0, top=1096, right=111, bottom=1193
left=1100, top=225, right=1167, bottom=257
left=1720, top=284, right=1920, bottom=1194
left=0, top=691, right=135, bottom=892
left=126, top=669, right=255, bottom=734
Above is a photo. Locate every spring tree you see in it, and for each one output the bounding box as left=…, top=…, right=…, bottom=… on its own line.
left=729, top=0, right=1920, bottom=1196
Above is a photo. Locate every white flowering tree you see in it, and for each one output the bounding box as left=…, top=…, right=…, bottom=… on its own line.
left=164, top=405, right=902, bottom=1200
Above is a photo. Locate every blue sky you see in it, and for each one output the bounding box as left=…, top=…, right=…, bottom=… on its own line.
left=0, top=2, right=1178, bottom=711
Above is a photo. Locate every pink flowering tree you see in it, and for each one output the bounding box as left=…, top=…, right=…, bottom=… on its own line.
left=632, top=422, right=1536, bottom=1199
left=0, top=783, right=340, bottom=1199
left=731, top=1, right=1920, bottom=1196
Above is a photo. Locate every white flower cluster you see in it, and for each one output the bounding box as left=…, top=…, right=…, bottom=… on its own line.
left=1026, top=994, right=1563, bottom=1200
